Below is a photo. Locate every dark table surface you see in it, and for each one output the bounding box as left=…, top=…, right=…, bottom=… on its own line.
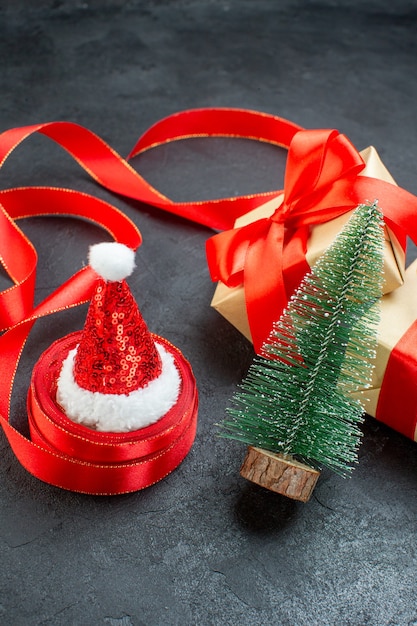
left=1, top=1, right=417, bottom=625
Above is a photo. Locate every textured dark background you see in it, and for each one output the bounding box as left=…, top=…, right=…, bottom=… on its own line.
left=1, top=1, right=417, bottom=625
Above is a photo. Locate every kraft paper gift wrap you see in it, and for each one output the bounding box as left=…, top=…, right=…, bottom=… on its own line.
left=211, top=146, right=405, bottom=342
left=352, top=259, right=417, bottom=441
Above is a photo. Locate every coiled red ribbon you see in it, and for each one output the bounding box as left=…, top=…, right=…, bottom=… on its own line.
left=28, top=333, right=198, bottom=495
left=1, top=107, right=417, bottom=494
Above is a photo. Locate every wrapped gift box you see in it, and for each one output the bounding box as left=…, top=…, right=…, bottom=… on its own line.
left=211, top=146, right=405, bottom=342
left=352, top=259, right=417, bottom=441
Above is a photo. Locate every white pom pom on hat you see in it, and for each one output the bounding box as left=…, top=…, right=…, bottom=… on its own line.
left=89, top=242, right=136, bottom=282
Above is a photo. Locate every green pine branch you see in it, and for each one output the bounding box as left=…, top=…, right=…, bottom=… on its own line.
left=220, top=202, right=385, bottom=476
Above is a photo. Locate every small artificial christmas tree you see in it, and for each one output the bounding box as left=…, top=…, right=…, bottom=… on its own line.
left=220, top=201, right=385, bottom=502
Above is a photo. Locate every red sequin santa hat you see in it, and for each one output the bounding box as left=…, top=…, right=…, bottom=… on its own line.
left=56, top=242, right=183, bottom=433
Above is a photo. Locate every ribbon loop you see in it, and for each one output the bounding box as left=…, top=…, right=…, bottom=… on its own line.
left=284, top=129, right=364, bottom=205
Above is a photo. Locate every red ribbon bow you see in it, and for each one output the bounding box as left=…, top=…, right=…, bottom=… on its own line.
left=207, top=128, right=410, bottom=352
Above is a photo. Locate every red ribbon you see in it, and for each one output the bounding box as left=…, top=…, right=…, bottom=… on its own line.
left=1, top=106, right=417, bottom=493
left=0, top=109, right=302, bottom=233
left=376, top=321, right=417, bottom=440
left=27, top=333, right=198, bottom=494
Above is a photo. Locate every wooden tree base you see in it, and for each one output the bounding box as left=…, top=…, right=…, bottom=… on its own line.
left=240, top=446, right=320, bottom=502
